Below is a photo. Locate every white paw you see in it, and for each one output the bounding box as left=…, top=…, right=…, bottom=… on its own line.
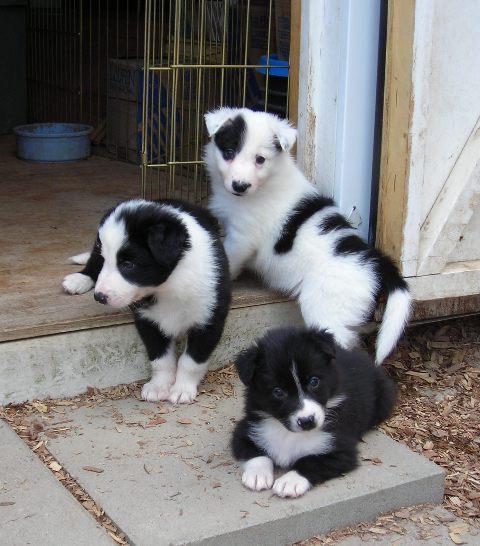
left=62, top=273, right=94, bottom=294
left=272, top=471, right=311, bottom=498
left=168, top=380, right=198, bottom=404
left=141, top=378, right=173, bottom=402
left=69, top=252, right=91, bottom=265
left=241, top=457, right=274, bottom=491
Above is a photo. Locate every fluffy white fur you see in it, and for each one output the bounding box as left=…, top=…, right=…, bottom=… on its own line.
left=249, top=416, right=334, bottom=468
left=141, top=344, right=177, bottom=402
left=205, top=108, right=411, bottom=363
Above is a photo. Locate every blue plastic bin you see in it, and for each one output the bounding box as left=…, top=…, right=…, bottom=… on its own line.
left=14, top=123, right=94, bottom=162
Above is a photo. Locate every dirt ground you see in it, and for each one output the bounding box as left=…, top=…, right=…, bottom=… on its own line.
left=1, top=315, right=479, bottom=545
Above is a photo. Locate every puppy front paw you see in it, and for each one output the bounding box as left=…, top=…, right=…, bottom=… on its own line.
left=62, top=272, right=94, bottom=294
left=273, top=471, right=311, bottom=498
left=168, top=380, right=198, bottom=404
left=141, top=377, right=173, bottom=402
left=241, top=457, right=274, bottom=491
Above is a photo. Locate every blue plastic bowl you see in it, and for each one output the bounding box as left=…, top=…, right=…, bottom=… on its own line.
left=14, top=123, right=94, bottom=162
left=256, top=54, right=289, bottom=77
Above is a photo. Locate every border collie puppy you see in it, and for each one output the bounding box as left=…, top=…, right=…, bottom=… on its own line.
left=62, top=199, right=230, bottom=404
left=204, top=108, right=411, bottom=364
left=232, top=327, right=396, bottom=498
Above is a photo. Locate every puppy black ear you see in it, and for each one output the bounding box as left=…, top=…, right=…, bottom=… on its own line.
left=147, top=219, right=189, bottom=269
left=306, top=329, right=336, bottom=360
left=235, top=344, right=261, bottom=385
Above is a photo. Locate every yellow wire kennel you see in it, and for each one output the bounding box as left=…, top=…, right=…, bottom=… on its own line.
left=26, top=0, right=293, bottom=203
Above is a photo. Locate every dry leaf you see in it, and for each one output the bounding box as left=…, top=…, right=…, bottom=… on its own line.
left=449, top=532, right=465, bottom=545
left=145, top=416, right=167, bottom=427
left=82, top=466, right=104, bottom=473
left=177, top=418, right=192, bottom=425
left=449, top=496, right=462, bottom=507
left=108, top=532, right=126, bottom=544
left=48, top=461, right=62, bottom=472
left=32, top=401, right=49, bottom=413
left=449, top=523, right=469, bottom=534
left=211, top=481, right=222, bottom=488
left=394, top=509, right=411, bottom=519
left=0, top=501, right=15, bottom=506
left=423, top=440, right=434, bottom=450
left=255, top=500, right=269, bottom=508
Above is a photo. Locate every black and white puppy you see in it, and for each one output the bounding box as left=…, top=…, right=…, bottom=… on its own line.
left=204, top=107, right=411, bottom=364
left=232, top=327, right=396, bottom=498
left=62, top=199, right=230, bottom=404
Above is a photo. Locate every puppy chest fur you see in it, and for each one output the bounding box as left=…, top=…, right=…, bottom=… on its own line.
left=249, top=417, right=334, bottom=468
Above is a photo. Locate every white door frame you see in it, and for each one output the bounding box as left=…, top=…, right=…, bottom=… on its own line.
left=296, top=0, right=381, bottom=240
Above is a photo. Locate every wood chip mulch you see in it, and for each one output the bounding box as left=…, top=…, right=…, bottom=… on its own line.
left=379, top=316, right=480, bottom=523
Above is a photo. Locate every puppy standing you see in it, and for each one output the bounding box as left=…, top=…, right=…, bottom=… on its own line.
left=232, top=328, right=396, bottom=498
left=204, top=108, right=411, bottom=364
left=63, top=199, right=230, bottom=404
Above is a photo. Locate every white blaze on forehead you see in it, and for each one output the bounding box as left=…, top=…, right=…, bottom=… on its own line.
left=99, top=215, right=127, bottom=263
left=291, top=361, right=304, bottom=398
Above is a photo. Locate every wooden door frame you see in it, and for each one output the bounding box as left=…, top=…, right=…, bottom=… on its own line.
left=376, top=0, right=416, bottom=270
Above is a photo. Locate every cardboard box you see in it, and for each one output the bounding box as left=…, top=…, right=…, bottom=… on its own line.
left=106, top=58, right=170, bottom=165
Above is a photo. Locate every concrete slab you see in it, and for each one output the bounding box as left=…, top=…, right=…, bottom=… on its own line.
left=34, top=379, right=445, bottom=546
left=1, top=301, right=303, bottom=405
left=0, top=420, right=112, bottom=546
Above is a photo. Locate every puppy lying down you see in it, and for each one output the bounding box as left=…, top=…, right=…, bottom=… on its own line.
left=62, top=199, right=231, bottom=404
left=232, top=327, right=396, bottom=498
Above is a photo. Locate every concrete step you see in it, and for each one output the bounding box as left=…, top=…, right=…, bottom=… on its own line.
left=25, top=377, right=445, bottom=546
left=0, top=281, right=302, bottom=405
left=0, top=420, right=112, bottom=546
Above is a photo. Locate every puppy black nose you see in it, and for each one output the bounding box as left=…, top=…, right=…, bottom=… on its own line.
left=94, top=292, right=108, bottom=305
left=232, top=180, right=251, bottom=194
left=297, top=415, right=316, bottom=431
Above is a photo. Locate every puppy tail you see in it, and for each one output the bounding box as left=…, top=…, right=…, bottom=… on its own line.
left=69, top=252, right=91, bottom=265
left=371, top=368, right=397, bottom=427
left=375, top=287, right=412, bottom=365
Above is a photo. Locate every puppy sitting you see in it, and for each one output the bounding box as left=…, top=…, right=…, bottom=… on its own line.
left=204, top=108, right=411, bottom=364
left=232, top=327, right=396, bottom=498
left=62, top=199, right=230, bottom=404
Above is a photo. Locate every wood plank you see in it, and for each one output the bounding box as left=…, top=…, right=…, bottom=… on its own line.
left=376, top=0, right=416, bottom=269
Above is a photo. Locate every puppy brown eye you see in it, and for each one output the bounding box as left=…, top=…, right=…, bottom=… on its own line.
left=122, top=261, right=135, bottom=270
left=223, top=149, right=235, bottom=161
left=255, top=155, right=265, bottom=165
left=272, top=387, right=286, bottom=399
left=309, top=377, right=320, bottom=388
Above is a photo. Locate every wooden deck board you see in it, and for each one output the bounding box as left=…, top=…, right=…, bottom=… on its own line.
left=0, top=136, right=287, bottom=343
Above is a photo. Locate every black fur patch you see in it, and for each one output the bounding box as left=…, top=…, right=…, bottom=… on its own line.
left=334, top=235, right=408, bottom=296
left=318, top=213, right=352, bottom=234
left=214, top=115, right=246, bottom=160
left=334, top=234, right=368, bottom=255
left=117, top=204, right=191, bottom=287
left=274, top=195, right=335, bottom=254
